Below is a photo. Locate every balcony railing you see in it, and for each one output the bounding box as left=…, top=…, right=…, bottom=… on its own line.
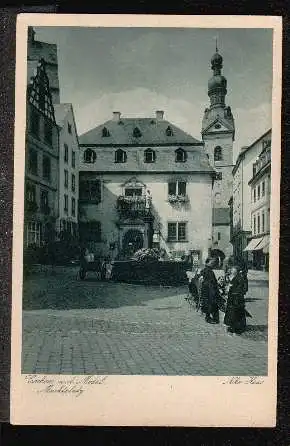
left=116, top=195, right=153, bottom=220
left=168, top=194, right=189, bottom=204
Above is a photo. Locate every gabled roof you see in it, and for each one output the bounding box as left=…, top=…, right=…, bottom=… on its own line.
left=202, top=116, right=234, bottom=135
left=79, top=117, right=202, bottom=146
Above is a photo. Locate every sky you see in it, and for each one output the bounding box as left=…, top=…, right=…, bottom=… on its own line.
left=34, top=26, right=273, bottom=161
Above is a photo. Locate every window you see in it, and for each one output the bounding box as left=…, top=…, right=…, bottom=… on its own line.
left=175, top=148, right=187, bottom=163
left=115, top=149, right=127, bottom=163
left=215, top=193, right=221, bottom=204
left=144, top=148, right=156, bottom=163
left=262, top=181, right=265, bottom=197
left=257, top=214, right=260, bottom=234
left=217, top=232, right=221, bottom=241
left=44, top=120, right=53, bottom=145
left=102, top=127, right=110, bottom=137
left=253, top=165, right=257, bottom=177
left=79, top=221, right=102, bottom=242
left=26, top=183, right=36, bottom=203
left=26, top=222, right=42, bottom=247
left=71, top=197, right=76, bottom=217
left=214, top=146, right=223, bottom=161
left=168, top=181, right=187, bottom=196
left=40, top=190, right=49, bottom=213
left=253, top=216, right=256, bottom=234
left=215, top=172, right=222, bottom=181
left=64, top=170, right=68, bottom=188
left=257, top=185, right=261, bottom=200
left=30, top=108, right=40, bottom=136
left=79, top=179, right=101, bottom=203
left=166, top=126, right=173, bottom=136
left=72, top=151, right=76, bottom=168
left=125, top=188, right=142, bottom=197
left=64, top=194, right=68, bottom=213
left=253, top=188, right=256, bottom=203
left=64, top=144, right=69, bottom=163
left=68, top=122, right=72, bottom=134
left=84, top=148, right=96, bottom=164
left=167, top=222, right=187, bottom=242
left=262, top=212, right=265, bottom=233
left=133, top=127, right=142, bottom=138
left=42, top=156, right=51, bottom=181
left=71, top=173, right=75, bottom=192
left=29, top=149, right=38, bottom=175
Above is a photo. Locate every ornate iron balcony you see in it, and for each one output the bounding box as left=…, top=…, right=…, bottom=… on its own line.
left=116, top=195, right=153, bottom=220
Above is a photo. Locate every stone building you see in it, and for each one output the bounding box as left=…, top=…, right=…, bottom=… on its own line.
left=27, top=27, right=60, bottom=104
left=201, top=48, right=235, bottom=263
left=232, top=129, right=271, bottom=262
left=78, top=110, right=214, bottom=263
left=246, top=137, right=271, bottom=270
left=54, top=104, right=80, bottom=238
left=25, top=58, right=59, bottom=247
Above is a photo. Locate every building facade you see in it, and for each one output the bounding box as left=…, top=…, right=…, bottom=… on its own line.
left=232, top=130, right=271, bottom=262
left=246, top=139, right=271, bottom=270
left=25, top=58, right=59, bottom=248
left=54, top=104, right=80, bottom=238
left=201, top=48, right=235, bottom=262
left=78, top=111, right=214, bottom=263
left=27, top=27, right=60, bottom=104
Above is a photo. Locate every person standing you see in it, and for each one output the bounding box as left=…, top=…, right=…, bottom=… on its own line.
left=224, top=264, right=249, bottom=335
left=200, top=257, right=220, bottom=324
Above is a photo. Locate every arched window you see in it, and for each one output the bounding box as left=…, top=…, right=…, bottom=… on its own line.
left=144, top=148, right=156, bottom=163
left=102, top=127, right=110, bottom=137
left=84, top=148, right=96, bottom=164
left=175, top=148, right=187, bottom=163
left=166, top=126, right=174, bottom=136
left=214, top=146, right=223, bottom=161
left=133, top=127, right=142, bottom=138
left=115, top=149, right=127, bottom=163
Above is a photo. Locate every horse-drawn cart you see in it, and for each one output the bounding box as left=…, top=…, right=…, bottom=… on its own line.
left=79, top=252, right=105, bottom=280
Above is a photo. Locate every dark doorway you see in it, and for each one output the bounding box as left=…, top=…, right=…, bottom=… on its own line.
left=122, top=229, right=144, bottom=258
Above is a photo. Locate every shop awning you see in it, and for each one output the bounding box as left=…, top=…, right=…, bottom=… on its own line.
left=244, top=237, right=263, bottom=251
left=258, top=235, right=270, bottom=252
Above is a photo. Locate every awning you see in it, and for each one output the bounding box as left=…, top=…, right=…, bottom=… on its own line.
left=258, top=235, right=270, bottom=251
left=244, top=237, right=263, bottom=252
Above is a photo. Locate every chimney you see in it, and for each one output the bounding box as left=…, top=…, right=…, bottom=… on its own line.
left=155, top=110, right=164, bottom=121
left=113, top=111, right=121, bottom=121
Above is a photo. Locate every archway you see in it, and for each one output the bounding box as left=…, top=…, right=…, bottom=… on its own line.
left=210, top=248, right=226, bottom=268
left=122, top=229, right=144, bottom=258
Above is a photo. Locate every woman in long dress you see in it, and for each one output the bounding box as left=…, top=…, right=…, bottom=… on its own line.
left=224, top=265, right=248, bottom=335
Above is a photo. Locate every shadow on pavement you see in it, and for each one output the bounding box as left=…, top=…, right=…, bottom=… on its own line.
left=22, top=277, right=187, bottom=311
left=241, top=324, right=268, bottom=342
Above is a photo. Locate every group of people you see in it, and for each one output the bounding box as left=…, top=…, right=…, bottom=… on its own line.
left=187, top=256, right=250, bottom=335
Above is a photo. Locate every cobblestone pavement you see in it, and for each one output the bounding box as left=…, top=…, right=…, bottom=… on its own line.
left=22, top=267, right=269, bottom=376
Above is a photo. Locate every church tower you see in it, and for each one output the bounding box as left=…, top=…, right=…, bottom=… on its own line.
left=201, top=45, right=235, bottom=258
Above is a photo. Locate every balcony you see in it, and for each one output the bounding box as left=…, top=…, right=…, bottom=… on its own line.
left=168, top=194, right=189, bottom=204
left=116, top=195, right=153, bottom=221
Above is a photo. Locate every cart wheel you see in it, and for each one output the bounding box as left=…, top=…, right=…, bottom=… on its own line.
left=79, top=268, right=86, bottom=280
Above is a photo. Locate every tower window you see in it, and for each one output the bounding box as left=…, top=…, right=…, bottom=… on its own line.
left=84, top=148, right=96, bottom=164
left=115, top=149, right=127, bottom=163
left=166, top=126, right=174, bottom=136
left=133, top=127, right=142, bottom=138
left=214, top=146, right=223, bottom=161
left=175, top=148, right=187, bottom=163
left=68, top=122, right=72, bottom=134
left=102, top=127, right=110, bottom=137
left=215, top=172, right=222, bottom=181
left=144, top=148, right=156, bottom=163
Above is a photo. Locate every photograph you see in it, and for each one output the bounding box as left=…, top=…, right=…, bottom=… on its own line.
left=10, top=14, right=282, bottom=427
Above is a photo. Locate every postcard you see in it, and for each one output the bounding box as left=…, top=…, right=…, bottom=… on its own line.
left=10, top=13, right=282, bottom=426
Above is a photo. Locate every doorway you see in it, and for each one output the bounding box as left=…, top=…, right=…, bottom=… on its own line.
left=122, top=229, right=144, bottom=258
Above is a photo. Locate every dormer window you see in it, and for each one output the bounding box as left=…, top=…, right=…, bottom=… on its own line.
left=133, top=127, right=142, bottom=138
left=84, top=148, right=96, bottom=164
left=214, top=146, right=223, bottom=161
left=175, top=148, right=187, bottom=163
left=166, top=126, right=173, bottom=136
left=144, top=148, right=156, bottom=163
left=115, top=149, right=127, bottom=163
left=102, top=127, right=110, bottom=137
